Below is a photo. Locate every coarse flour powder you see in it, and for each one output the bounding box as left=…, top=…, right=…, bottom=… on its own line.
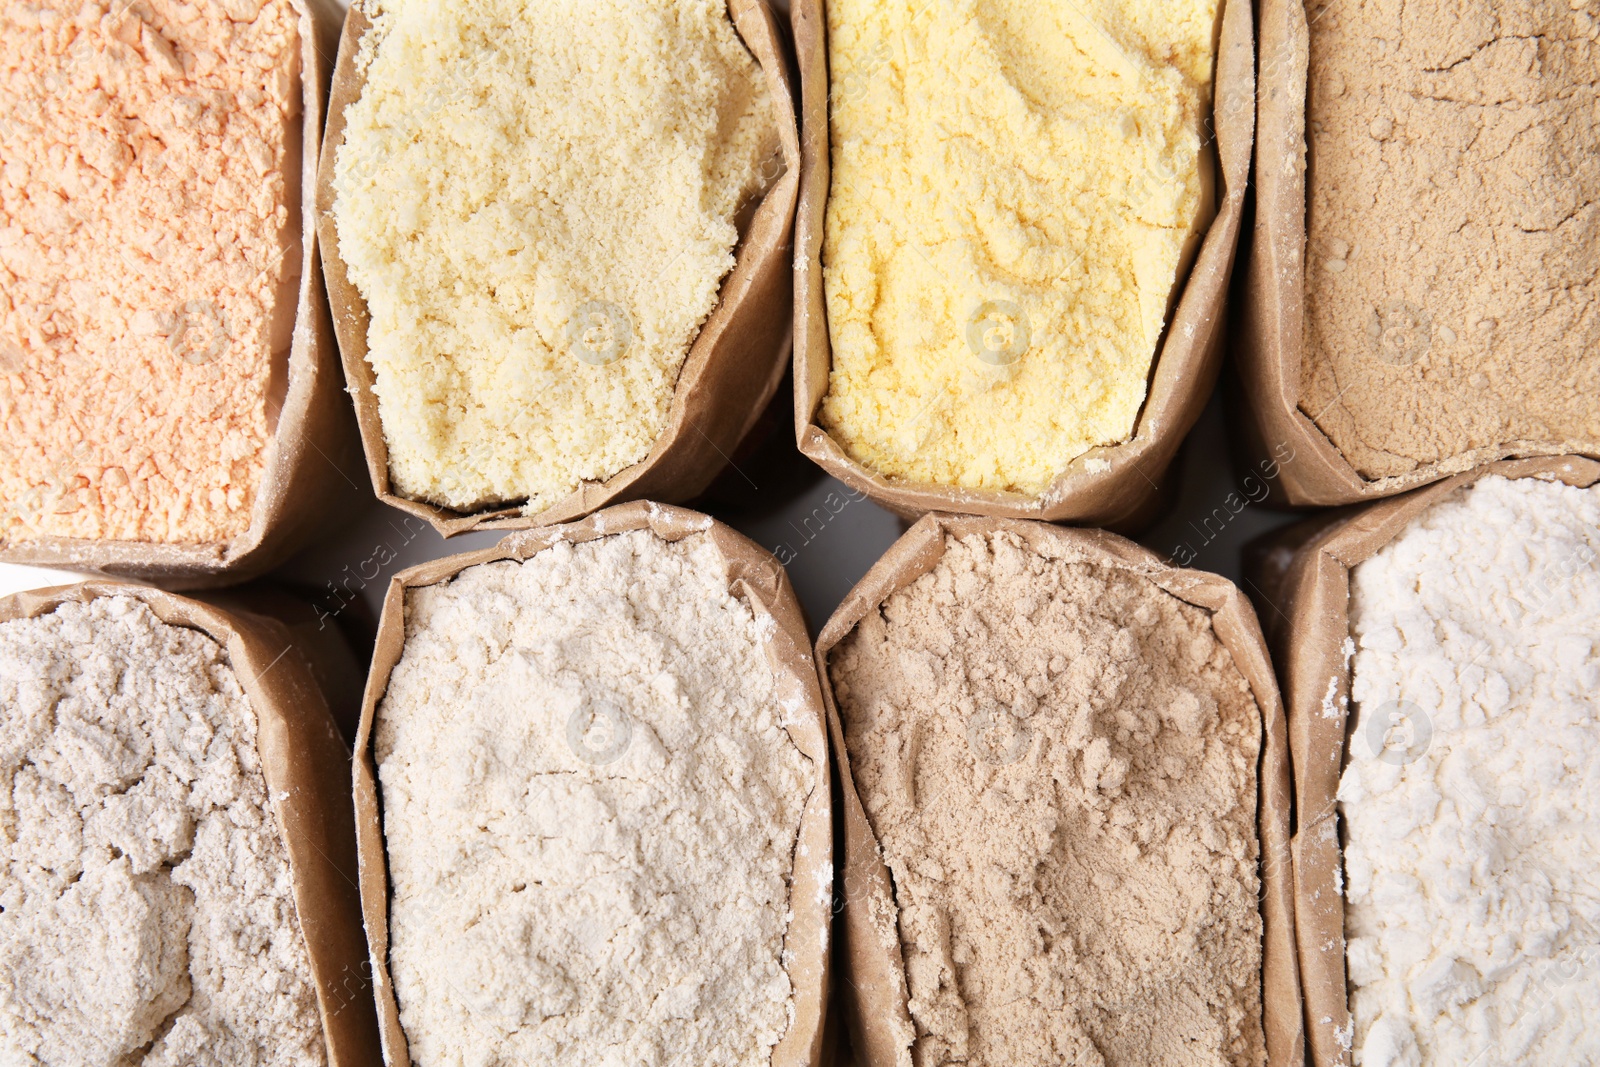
left=1339, top=476, right=1600, bottom=1065
left=333, top=0, right=778, bottom=514
left=1, top=0, right=303, bottom=545
left=0, top=596, right=325, bottom=1067
left=375, top=530, right=812, bottom=1067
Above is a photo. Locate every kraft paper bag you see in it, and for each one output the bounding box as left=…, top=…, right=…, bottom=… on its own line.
left=0, top=580, right=381, bottom=1067
left=350, top=501, right=833, bottom=1067
left=813, top=514, right=1304, bottom=1067
left=791, top=0, right=1257, bottom=528
left=0, top=0, right=365, bottom=588
left=1245, top=455, right=1600, bottom=1065
left=1231, top=0, right=1600, bottom=506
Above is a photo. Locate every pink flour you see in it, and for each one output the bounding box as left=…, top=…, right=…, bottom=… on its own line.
left=0, top=0, right=301, bottom=545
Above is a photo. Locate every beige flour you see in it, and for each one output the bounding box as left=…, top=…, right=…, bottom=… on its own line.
left=0, top=0, right=302, bottom=544
left=832, top=532, right=1264, bottom=1067
left=332, top=0, right=779, bottom=514
left=0, top=595, right=325, bottom=1067
left=375, top=530, right=812, bottom=1066
left=1300, top=0, right=1600, bottom=480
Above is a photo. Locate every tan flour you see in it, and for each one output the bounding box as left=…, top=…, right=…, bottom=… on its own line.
left=830, top=532, right=1264, bottom=1067
left=374, top=530, right=812, bottom=1066
left=1299, top=0, right=1600, bottom=479
left=0, top=595, right=325, bottom=1067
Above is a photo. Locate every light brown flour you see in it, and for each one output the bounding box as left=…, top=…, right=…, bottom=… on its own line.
left=831, top=532, right=1264, bottom=1067
left=1299, top=0, right=1600, bottom=480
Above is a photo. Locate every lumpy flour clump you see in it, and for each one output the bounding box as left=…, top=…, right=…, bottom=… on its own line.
left=831, top=532, right=1264, bottom=1066
left=375, top=531, right=812, bottom=1066
left=333, top=0, right=779, bottom=514
left=0, top=596, right=326, bottom=1067
left=1339, top=476, right=1600, bottom=1065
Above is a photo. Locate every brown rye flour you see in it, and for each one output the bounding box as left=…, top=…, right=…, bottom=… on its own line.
left=830, top=531, right=1266, bottom=1066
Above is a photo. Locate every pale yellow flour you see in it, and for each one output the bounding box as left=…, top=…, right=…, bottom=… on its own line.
left=332, top=0, right=778, bottom=514
left=820, top=0, right=1217, bottom=494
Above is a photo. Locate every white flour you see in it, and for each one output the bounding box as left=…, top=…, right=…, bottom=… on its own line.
left=1338, top=476, right=1600, bottom=1066
left=375, top=530, right=812, bottom=1067
left=0, top=596, right=326, bottom=1067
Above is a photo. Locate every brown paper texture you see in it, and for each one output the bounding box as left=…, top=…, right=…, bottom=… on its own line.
left=0, top=0, right=365, bottom=588
left=0, top=580, right=381, bottom=1067
left=1233, top=0, right=1600, bottom=507
left=351, top=501, right=832, bottom=1067
left=1250, top=455, right=1600, bottom=1066
left=813, top=514, right=1303, bottom=1067
left=790, top=0, right=1256, bottom=527
left=316, top=0, right=800, bottom=538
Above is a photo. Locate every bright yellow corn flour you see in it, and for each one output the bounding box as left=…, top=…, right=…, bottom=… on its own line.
left=820, top=0, right=1218, bottom=494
